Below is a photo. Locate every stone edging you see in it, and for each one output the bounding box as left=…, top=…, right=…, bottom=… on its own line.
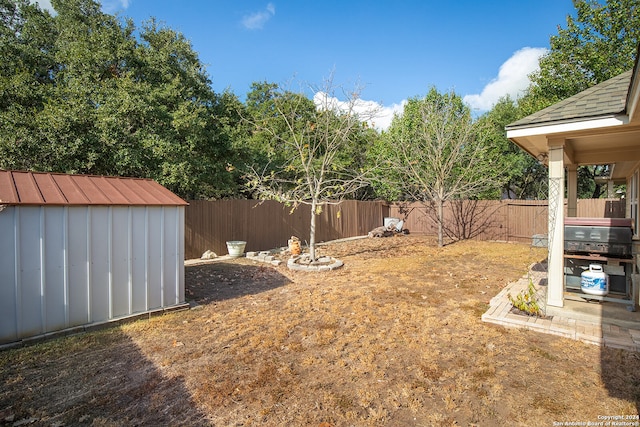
left=287, top=255, right=344, bottom=272
left=246, top=251, right=283, bottom=266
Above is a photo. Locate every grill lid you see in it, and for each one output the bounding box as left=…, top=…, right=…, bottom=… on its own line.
left=564, top=217, right=632, bottom=228
left=564, top=217, right=633, bottom=257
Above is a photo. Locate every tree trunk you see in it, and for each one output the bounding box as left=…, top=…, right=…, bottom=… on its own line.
left=309, top=200, right=317, bottom=261
left=592, top=183, right=604, bottom=199
left=437, top=198, right=444, bottom=247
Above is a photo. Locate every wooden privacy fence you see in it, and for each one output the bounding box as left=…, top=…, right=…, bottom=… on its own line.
left=387, top=198, right=625, bottom=244
left=185, top=198, right=625, bottom=259
left=184, top=199, right=385, bottom=259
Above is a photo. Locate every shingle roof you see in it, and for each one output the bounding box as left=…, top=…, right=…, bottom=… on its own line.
left=507, top=69, right=633, bottom=129
left=0, top=170, right=188, bottom=206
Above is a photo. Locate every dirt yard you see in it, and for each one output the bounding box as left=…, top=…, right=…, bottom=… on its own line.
left=1, top=235, right=639, bottom=426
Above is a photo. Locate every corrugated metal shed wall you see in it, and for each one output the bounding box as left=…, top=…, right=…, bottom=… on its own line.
left=0, top=205, right=184, bottom=344
left=0, top=171, right=186, bottom=345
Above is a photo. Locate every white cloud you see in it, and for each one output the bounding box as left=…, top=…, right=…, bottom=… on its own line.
left=370, top=101, right=406, bottom=131
left=313, top=91, right=406, bottom=132
left=463, top=47, right=548, bottom=112
left=242, top=3, right=276, bottom=30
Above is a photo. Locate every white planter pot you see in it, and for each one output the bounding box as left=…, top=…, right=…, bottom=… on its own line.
left=226, top=241, right=247, bottom=257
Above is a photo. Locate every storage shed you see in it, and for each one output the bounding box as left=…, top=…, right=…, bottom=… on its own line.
left=0, top=170, right=188, bottom=345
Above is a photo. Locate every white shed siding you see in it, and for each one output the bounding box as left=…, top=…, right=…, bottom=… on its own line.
left=90, top=207, right=110, bottom=323
left=131, top=209, right=147, bottom=313
left=0, top=206, right=18, bottom=343
left=0, top=204, right=185, bottom=344
left=44, top=207, right=66, bottom=333
left=147, top=209, right=163, bottom=309
left=19, top=207, right=42, bottom=338
left=111, top=207, right=130, bottom=318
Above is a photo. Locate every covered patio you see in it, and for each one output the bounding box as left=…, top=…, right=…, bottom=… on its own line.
left=487, top=50, right=640, bottom=346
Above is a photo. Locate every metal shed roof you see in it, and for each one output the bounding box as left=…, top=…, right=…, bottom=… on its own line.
left=0, top=170, right=188, bottom=206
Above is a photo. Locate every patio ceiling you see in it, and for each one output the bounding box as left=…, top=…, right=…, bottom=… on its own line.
left=507, top=66, right=640, bottom=182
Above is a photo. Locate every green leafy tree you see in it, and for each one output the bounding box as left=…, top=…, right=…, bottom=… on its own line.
left=0, top=0, right=57, bottom=169
left=478, top=96, right=548, bottom=199
left=38, top=0, right=137, bottom=175
left=0, top=0, right=240, bottom=199
left=373, top=88, right=503, bottom=247
left=133, top=19, right=239, bottom=198
left=522, top=0, right=640, bottom=114
left=241, top=81, right=308, bottom=175
left=244, top=77, right=377, bottom=260
left=341, top=122, right=380, bottom=200
left=578, top=164, right=612, bottom=198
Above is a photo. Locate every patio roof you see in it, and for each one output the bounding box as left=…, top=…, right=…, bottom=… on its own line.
left=507, top=70, right=631, bottom=130
left=506, top=54, right=640, bottom=181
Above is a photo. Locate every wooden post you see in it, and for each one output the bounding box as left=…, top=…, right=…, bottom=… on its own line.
left=567, top=164, right=577, bottom=218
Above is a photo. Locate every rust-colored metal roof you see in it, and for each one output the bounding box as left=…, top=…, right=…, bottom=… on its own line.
left=0, top=170, right=188, bottom=206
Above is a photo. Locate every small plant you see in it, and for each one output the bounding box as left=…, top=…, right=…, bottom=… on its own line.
left=507, top=278, right=542, bottom=317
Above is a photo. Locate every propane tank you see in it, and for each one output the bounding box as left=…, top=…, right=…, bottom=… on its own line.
left=580, top=264, right=609, bottom=296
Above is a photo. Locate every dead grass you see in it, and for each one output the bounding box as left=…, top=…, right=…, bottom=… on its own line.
left=1, top=235, right=639, bottom=426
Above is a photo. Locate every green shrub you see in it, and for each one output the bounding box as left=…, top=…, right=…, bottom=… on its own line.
left=507, top=279, right=542, bottom=316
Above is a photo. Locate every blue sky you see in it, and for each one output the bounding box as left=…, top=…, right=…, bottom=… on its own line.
left=33, top=0, right=574, bottom=128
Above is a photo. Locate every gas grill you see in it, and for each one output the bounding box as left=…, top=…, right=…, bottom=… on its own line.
left=563, top=217, right=636, bottom=307
left=564, top=217, right=633, bottom=257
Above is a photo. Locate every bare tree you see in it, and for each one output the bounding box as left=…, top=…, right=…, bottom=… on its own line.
left=244, top=76, right=379, bottom=261
left=440, top=199, right=503, bottom=242
left=377, top=88, right=503, bottom=247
